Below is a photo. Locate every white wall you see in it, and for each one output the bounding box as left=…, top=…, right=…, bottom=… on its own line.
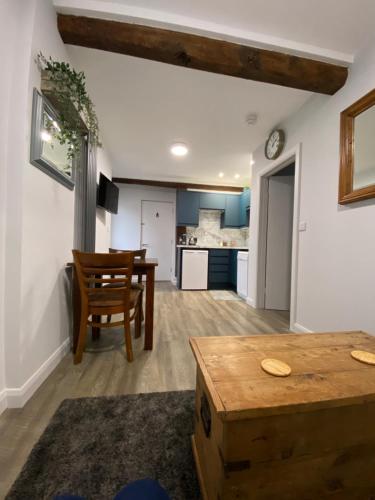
left=249, top=36, right=375, bottom=335
left=111, top=184, right=176, bottom=263
left=0, top=0, right=98, bottom=412
left=0, top=0, right=26, bottom=411
left=1, top=0, right=40, bottom=408
left=95, top=148, right=113, bottom=252
left=13, top=0, right=75, bottom=392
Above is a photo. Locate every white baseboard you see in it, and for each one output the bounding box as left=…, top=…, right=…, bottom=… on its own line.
left=5, top=338, right=70, bottom=409
left=0, top=389, right=7, bottom=415
left=246, top=297, right=255, bottom=307
left=291, top=322, right=313, bottom=334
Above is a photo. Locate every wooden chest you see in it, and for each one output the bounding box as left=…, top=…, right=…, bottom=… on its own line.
left=190, top=332, right=375, bottom=500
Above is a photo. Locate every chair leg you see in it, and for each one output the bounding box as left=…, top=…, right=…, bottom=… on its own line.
left=140, top=291, right=144, bottom=322
left=74, top=308, right=89, bottom=364
left=92, top=315, right=101, bottom=340
left=107, top=314, right=112, bottom=323
left=124, top=312, right=134, bottom=362
left=135, top=302, right=142, bottom=339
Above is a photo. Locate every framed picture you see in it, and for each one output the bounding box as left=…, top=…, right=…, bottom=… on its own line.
left=30, top=88, right=75, bottom=190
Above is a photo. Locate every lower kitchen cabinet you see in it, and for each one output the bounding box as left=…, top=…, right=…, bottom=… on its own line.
left=208, top=249, right=237, bottom=290
left=177, top=247, right=240, bottom=291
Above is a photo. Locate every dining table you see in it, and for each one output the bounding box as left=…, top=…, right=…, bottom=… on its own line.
left=70, top=258, right=158, bottom=352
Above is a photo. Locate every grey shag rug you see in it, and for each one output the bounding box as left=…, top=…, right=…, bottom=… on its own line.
left=6, top=391, right=200, bottom=500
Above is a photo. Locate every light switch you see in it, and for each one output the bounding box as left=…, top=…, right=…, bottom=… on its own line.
left=299, top=221, right=307, bottom=232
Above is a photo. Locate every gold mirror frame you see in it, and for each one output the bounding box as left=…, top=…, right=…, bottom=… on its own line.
left=339, top=88, right=375, bottom=204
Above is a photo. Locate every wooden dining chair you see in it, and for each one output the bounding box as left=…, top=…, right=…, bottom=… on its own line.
left=72, top=250, right=142, bottom=364
left=109, top=248, right=146, bottom=285
left=108, top=248, right=146, bottom=334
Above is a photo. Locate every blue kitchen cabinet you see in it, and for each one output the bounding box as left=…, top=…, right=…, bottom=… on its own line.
left=176, top=190, right=200, bottom=226
left=239, top=188, right=251, bottom=227
left=208, top=249, right=230, bottom=289
left=243, top=188, right=251, bottom=209
left=207, top=249, right=238, bottom=290
left=221, top=194, right=241, bottom=227
left=199, top=192, right=226, bottom=210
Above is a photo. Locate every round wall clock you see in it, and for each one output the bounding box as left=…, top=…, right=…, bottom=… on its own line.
left=265, top=129, right=285, bottom=160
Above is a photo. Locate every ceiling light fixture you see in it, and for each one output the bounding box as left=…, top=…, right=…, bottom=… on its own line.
left=218, top=172, right=224, bottom=178
left=170, top=142, right=188, bottom=157
left=234, top=174, right=240, bottom=179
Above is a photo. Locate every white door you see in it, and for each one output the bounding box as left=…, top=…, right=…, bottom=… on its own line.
left=265, top=176, right=294, bottom=310
left=141, top=201, right=174, bottom=281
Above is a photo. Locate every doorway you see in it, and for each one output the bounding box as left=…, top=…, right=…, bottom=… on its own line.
left=141, top=200, right=174, bottom=281
left=254, top=145, right=301, bottom=330
left=264, top=164, right=295, bottom=311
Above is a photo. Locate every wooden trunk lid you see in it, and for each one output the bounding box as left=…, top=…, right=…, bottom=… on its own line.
left=190, top=332, right=375, bottom=421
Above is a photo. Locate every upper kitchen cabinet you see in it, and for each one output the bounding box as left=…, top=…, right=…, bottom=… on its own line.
left=221, top=194, right=241, bottom=227
left=199, top=192, right=226, bottom=210
left=176, top=190, right=200, bottom=226
left=242, top=188, right=251, bottom=209
left=239, top=188, right=251, bottom=227
left=176, top=188, right=251, bottom=228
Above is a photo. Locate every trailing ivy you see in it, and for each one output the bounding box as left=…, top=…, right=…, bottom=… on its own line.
left=38, top=52, right=101, bottom=159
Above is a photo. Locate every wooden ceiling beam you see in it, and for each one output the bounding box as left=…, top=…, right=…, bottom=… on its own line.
left=112, top=177, right=244, bottom=192
left=57, top=14, right=348, bottom=95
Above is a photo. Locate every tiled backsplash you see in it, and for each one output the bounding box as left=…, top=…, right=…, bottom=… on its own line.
left=186, top=210, right=249, bottom=247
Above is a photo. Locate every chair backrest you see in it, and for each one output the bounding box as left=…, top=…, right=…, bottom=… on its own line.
left=109, top=248, right=146, bottom=260
left=72, top=250, right=134, bottom=306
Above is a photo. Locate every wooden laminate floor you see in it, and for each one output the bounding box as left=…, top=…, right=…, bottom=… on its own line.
left=0, top=283, right=290, bottom=497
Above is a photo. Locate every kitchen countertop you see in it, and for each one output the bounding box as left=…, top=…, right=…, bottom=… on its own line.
left=176, top=245, right=248, bottom=250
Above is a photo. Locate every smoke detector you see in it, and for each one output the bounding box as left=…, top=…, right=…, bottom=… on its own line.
left=246, top=113, right=258, bottom=126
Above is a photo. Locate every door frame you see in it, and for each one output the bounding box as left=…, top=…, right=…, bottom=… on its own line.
left=253, top=144, right=302, bottom=330
left=140, top=199, right=176, bottom=281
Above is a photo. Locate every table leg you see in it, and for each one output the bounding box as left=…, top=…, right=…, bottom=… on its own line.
left=144, top=267, right=155, bottom=350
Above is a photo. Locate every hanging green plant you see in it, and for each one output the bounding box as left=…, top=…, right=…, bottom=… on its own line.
left=37, top=52, right=101, bottom=159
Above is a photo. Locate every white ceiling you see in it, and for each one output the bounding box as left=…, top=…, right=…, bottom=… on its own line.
left=67, top=46, right=311, bottom=186
left=55, top=0, right=375, bottom=63
left=58, top=0, right=375, bottom=185
left=114, top=0, right=375, bottom=57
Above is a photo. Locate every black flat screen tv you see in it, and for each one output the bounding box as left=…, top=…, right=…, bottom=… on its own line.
left=97, top=173, right=119, bottom=214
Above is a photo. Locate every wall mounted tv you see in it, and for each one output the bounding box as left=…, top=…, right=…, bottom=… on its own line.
left=97, top=173, right=119, bottom=214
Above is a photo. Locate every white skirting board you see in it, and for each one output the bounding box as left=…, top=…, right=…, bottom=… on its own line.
left=0, top=389, right=7, bottom=415
left=1, top=338, right=70, bottom=413
left=291, top=322, right=313, bottom=334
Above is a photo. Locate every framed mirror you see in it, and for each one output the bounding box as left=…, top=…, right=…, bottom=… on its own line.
left=30, top=88, right=75, bottom=190
left=339, top=88, right=375, bottom=204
